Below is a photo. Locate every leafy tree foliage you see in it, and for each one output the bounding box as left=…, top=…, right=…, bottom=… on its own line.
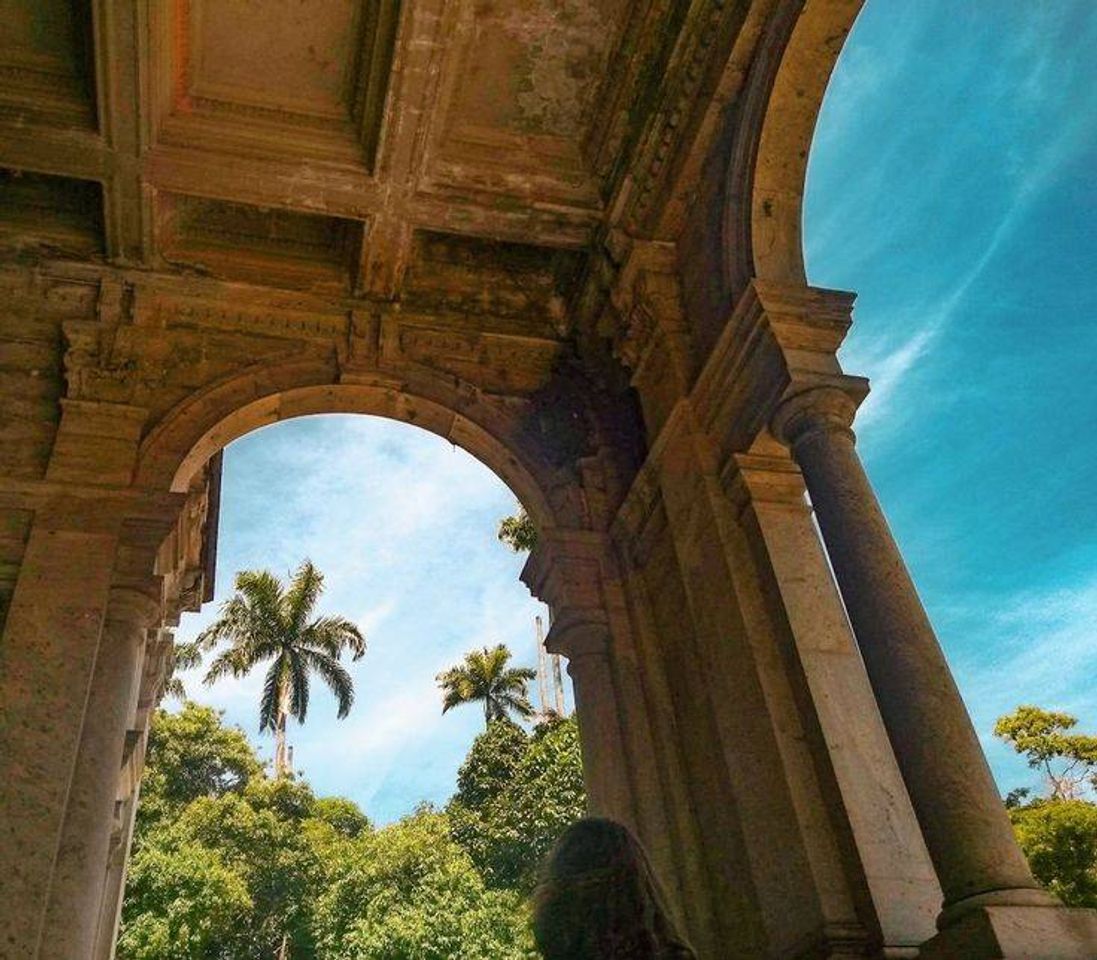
left=449, top=716, right=586, bottom=892
left=314, top=809, right=537, bottom=960
left=994, top=705, right=1097, bottom=910
left=197, top=561, right=366, bottom=777
left=136, top=703, right=261, bottom=834
left=120, top=702, right=583, bottom=959
left=994, top=705, right=1097, bottom=800
left=118, top=841, right=253, bottom=959
left=1010, top=800, right=1097, bottom=907
left=436, top=644, right=536, bottom=726
left=497, top=509, right=537, bottom=553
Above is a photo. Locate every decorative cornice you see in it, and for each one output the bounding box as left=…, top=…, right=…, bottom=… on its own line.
left=721, top=451, right=809, bottom=520
left=690, top=278, right=859, bottom=456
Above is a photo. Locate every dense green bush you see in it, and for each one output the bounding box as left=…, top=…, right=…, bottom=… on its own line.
left=118, top=705, right=585, bottom=959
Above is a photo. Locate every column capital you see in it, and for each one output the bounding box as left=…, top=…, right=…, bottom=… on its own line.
left=544, top=610, right=610, bottom=663
left=691, top=279, right=861, bottom=458
left=519, top=528, right=615, bottom=611
left=105, top=587, right=161, bottom=629
left=722, top=451, right=808, bottom=518
left=771, top=380, right=868, bottom=450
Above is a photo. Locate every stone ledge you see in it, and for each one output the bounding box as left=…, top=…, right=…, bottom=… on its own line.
left=918, top=903, right=1097, bottom=960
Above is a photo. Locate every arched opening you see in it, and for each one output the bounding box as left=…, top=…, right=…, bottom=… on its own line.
left=119, top=411, right=585, bottom=956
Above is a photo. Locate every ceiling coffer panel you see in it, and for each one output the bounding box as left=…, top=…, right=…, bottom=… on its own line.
left=151, top=0, right=400, bottom=171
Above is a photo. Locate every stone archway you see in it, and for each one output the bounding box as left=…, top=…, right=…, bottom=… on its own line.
left=1, top=1, right=1095, bottom=958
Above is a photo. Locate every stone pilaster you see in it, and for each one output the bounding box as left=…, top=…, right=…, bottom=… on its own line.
left=0, top=390, right=180, bottom=958
left=724, top=449, right=940, bottom=955
left=92, top=628, right=173, bottom=960
left=0, top=512, right=121, bottom=959
left=520, top=531, right=635, bottom=823
left=704, top=276, right=1097, bottom=956
left=39, top=587, right=161, bottom=960
left=771, top=385, right=1097, bottom=956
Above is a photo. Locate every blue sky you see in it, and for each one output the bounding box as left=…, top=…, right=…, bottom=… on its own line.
left=172, top=417, right=554, bottom=823
left=174, top=0, right=1097, bottom=820
left=805, top=0, right=1097, bottom=793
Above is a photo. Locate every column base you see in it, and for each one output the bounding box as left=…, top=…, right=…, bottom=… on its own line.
left=918, top=901, right=1097, bottom=959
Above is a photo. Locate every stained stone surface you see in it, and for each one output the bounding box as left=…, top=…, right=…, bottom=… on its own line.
left=0, top=2, right=1094, bottom=959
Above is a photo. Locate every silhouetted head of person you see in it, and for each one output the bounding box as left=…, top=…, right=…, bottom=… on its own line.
left=533, top=817, right=696, bottom=960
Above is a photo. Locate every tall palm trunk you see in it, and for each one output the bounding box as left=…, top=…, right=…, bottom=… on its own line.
left=274, top=679, right=291, bottom=778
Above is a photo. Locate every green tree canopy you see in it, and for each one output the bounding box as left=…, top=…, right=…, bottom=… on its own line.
left=436, top=644, right=536, bottom=727
left=1010, top=800, right=1097, bottom=908
left=117, top=840, right=253, bottom=960
left=994, top=705, right=1097, bottom=800
left=313, top=808, right=537, bottom=960
left=136, top=702, right=262, bottom=834
left=497, top=510, right=537, bottom=553
left=119, top=703, right=561, bottom=960
left=994, top=705, right=1097, bottom=912
left=449, top=715, right=586, bottom=892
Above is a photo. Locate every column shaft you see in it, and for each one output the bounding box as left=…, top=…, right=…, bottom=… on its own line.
left=0, top=524, right=120, bottom=957
left=38, top=590, right=157, bottom=960
left=778, top=390, right=1038, bottom=908
left=557, top=628, right=634, bottom=822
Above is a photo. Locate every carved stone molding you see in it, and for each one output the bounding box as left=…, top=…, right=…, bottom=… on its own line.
left=690, top=278, right=863, bottom=459
left=520, top=529, right=616, bottom=627
left=157, top=458, right=220, bottom=624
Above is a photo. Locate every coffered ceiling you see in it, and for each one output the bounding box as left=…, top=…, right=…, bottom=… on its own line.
left=0, top=0, right=770, bottom=314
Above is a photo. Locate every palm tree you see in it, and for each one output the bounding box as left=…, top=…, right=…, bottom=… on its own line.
left=196, top=561, right=365, bottom=777
left=436, top=643, right=536, bottom=727
left=163, top=638, right=202, bottom=700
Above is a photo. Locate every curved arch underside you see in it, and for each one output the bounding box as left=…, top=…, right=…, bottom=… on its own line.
left=747, top=0, right=867, bottom=285
left=146, top=365, right=565, bottom=533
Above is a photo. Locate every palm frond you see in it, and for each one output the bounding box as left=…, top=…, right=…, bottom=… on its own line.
left=496, top=689, right=535, bottom=719
left=259, top=657, right=285, bottom=734
left=172, top=639, right=203, bottom=672
left=283, top=560, right=324, bottom=636
left=203, top=645, right=254, bottom=685
left=288, top=650, right=311, bottom=723
left=164, top=676, right=187, bottom=700
left=304, top=650, right=355, bottom=719
left=302, top=615, right=366, bottom=661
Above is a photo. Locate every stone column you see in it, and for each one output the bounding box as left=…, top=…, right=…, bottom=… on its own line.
left=38, top=588, right=161, bottom=960
left=0, top=520, right=120, bottom=958
left=771, top=386, right=1042, bottom=914
left=544, top=612, right=634, bottom=822
left=93, top=628, right=174, bottom=960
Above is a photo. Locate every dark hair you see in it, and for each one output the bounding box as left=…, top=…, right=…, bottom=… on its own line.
left=533, top=818, right=696, bottom=960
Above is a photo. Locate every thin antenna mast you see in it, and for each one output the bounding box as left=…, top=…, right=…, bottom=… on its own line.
left=551, top=649, right=566, bottom=715
left=535, top=615, right=550, bottom=715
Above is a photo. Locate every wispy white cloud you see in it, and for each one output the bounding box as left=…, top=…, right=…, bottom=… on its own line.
left=945, top=572, right=1097, bottom=793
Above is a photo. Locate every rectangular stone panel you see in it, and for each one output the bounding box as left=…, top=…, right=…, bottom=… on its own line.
left=152, top=0, right=399, bottom=170
left=0, top=169, right=105, bottom=259
left=158, top=193, right=362, bottom=293
left=402, top=229, right=583, bottom=321
left=0, top=0, right=97, bottom=129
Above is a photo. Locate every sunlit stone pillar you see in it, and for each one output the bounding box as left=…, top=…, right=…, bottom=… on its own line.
left=772, top=385, right=1097, bottom=955
left=39, top=588, right=161, bottom=960
left=92, top=628, right=174, bottom=960
left=725, top=449, right=940, bottom=953
left=772, top=385, right=1042, bottom=916
left=0, top=520, right=120, bottom=958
